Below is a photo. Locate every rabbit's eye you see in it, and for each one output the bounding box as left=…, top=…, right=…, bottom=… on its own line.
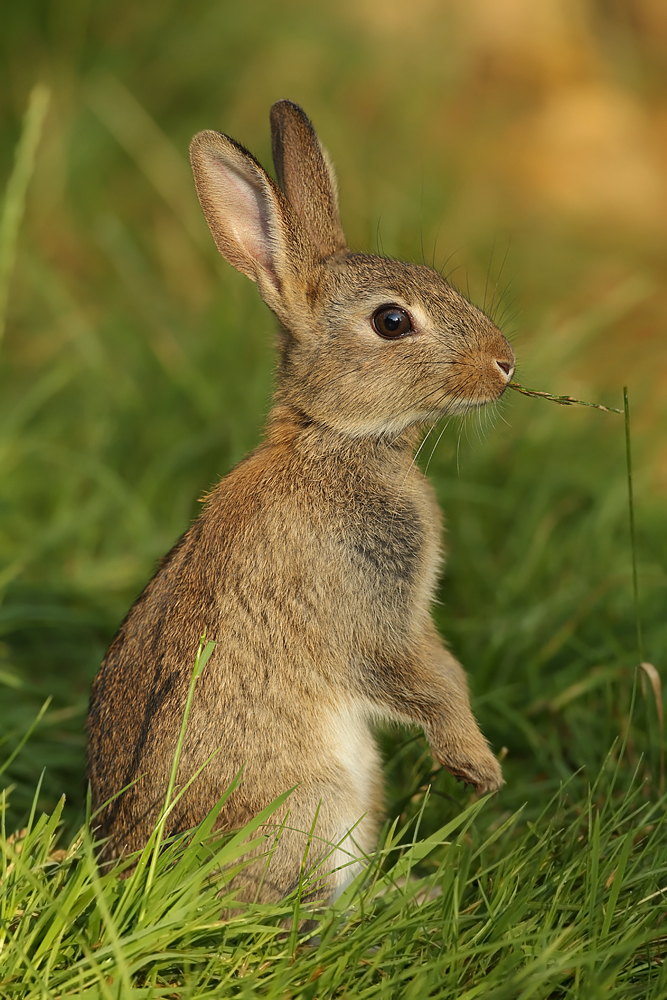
left=372, top=305, right=413, bottom=339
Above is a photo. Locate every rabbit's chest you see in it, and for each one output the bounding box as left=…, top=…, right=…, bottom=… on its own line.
left=348, top=503, right=424, bottom=584
left=336, top=487, right=441, bottom=610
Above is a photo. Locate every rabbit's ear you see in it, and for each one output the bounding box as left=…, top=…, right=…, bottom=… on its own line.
left=270, top=100, right=346, bottom=258
left=190, top=130, right=310, bottom=314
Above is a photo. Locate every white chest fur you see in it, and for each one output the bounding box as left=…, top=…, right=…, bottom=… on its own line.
left=322, top=699, right=382, bottom=897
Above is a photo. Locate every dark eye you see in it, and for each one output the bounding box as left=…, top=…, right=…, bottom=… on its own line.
left=371, top=305, right=413, bottom=339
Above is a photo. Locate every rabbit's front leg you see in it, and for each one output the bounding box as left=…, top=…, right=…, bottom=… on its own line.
left=420, top=629, right=503, bottom=793
left=371, top=626, right=504, bottom=794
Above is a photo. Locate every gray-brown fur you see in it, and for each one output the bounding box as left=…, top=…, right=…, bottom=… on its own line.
left=86, top=100, right=515, bottom=907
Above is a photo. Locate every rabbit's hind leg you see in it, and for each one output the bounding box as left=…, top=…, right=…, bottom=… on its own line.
left=219, top=781, right=378, bottom=919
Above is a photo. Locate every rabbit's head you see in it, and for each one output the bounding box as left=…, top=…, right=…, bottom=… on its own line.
left=190, top=100, right=515, bottom=438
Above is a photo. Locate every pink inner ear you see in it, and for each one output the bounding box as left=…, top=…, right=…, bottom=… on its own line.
left=207, top=154, right=278, bottom=280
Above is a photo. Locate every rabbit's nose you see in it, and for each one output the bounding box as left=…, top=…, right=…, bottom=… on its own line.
left=494, top=359, right=514, bottom=381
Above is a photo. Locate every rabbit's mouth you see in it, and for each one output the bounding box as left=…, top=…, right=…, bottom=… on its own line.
left=420, top=344, right=515, bottom=419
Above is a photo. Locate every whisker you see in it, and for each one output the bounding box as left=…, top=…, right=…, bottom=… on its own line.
left=420, top=175, right=426, bottom=266
left=391, top=420, right=442, bottom=519
left=495, top=290, right=517, bottom=328
left=431, top=223, right=442, bottom=272
left=423, top=416, right=452, bottom=476
left=484, top=235, right=496, bottom=314
left=442, top=262, right=462, bottom=285
left=376, top=215, right=385, bottom=256
left=489, top=238, right=511, bottom=319
left=436, top=242, right=458, bottom=282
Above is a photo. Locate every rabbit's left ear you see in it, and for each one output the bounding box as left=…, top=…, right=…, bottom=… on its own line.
left=270, top=100, right=347, bottom=258
left=190, top=129, right=319, bottom=320
left=190, top=130, right=288, bottom=288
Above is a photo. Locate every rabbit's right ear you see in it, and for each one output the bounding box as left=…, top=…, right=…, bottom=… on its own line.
left=270, top=100, right=346, bottom=258
left=190, top=130, right=313, bottom=318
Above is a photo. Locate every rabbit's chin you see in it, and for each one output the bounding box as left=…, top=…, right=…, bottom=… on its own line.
left=437, top=395, right=503, bottom=417
left=420, top=392, right=504, bottom=424
left=343, top=397, right=496, bottom=439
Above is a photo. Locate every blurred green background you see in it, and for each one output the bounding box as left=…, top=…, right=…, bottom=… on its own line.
left=0, top=0, right=665, bottom=833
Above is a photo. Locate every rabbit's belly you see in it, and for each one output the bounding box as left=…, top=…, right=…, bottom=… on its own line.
left=324, top=700, right=382, bottom=813
left=324, top=699, right=381, bottom=895
left=329, top=700, right=378, bottom=784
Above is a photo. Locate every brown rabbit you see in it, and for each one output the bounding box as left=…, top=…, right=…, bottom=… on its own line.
left=86, top=100, right=515, bottom=907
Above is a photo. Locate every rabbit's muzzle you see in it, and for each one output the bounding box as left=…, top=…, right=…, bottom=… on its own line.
left=440, top=333, right=516, bottom=413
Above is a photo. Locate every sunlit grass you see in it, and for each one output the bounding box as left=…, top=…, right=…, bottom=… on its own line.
left=2, top=724, right=667, bottom=998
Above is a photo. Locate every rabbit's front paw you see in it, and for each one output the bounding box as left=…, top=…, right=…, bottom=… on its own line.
left=431, top=737, right=504, bottom=794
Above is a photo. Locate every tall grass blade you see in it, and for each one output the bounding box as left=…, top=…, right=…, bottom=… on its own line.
left=0, top=84, right=50, bottom=349
left=509, top=381, right=622, bottom=413
left=623, top=387, right=644, bottom=662
left=138, top=633, right=215, bottom=921
left=601, top=829, right=633, bottom=939
left=640, top=661, right=665, bottom=794
left=0, top=699, right=51, bottom=778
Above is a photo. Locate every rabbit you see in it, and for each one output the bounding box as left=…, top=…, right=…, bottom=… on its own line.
left=86, top=99, right=515, bottom=909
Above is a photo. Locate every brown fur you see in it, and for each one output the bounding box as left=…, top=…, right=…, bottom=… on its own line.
left=86, top=100, right=515, bottom=906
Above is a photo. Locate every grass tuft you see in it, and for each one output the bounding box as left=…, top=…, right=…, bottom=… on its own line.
left=2, top=765, right=667, bottom=997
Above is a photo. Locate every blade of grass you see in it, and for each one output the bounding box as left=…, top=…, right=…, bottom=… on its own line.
left=624, top=386, right=644, bottom=662
left=639, top=662, right=664, bottom=794
left=508, top=381, right=622, bottom=413
left=138, top=633, right=216, bottom=922
left=0, top=84, right=50, bottom=349
left=0, top=699, right=51, bottom=778
left=288, top=800, right=321, bottom=953
left=601, top=829, right=633, bottom=939
left=82, top=833, right=131, bottom=999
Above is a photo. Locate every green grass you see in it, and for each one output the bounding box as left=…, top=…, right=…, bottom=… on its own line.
left=2, top=752, right=667, bottom=997
left=1, top=2, right=666, bottom=996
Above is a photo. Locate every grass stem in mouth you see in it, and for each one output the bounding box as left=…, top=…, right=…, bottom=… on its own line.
left=508, top=381, right=622, bottom=414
